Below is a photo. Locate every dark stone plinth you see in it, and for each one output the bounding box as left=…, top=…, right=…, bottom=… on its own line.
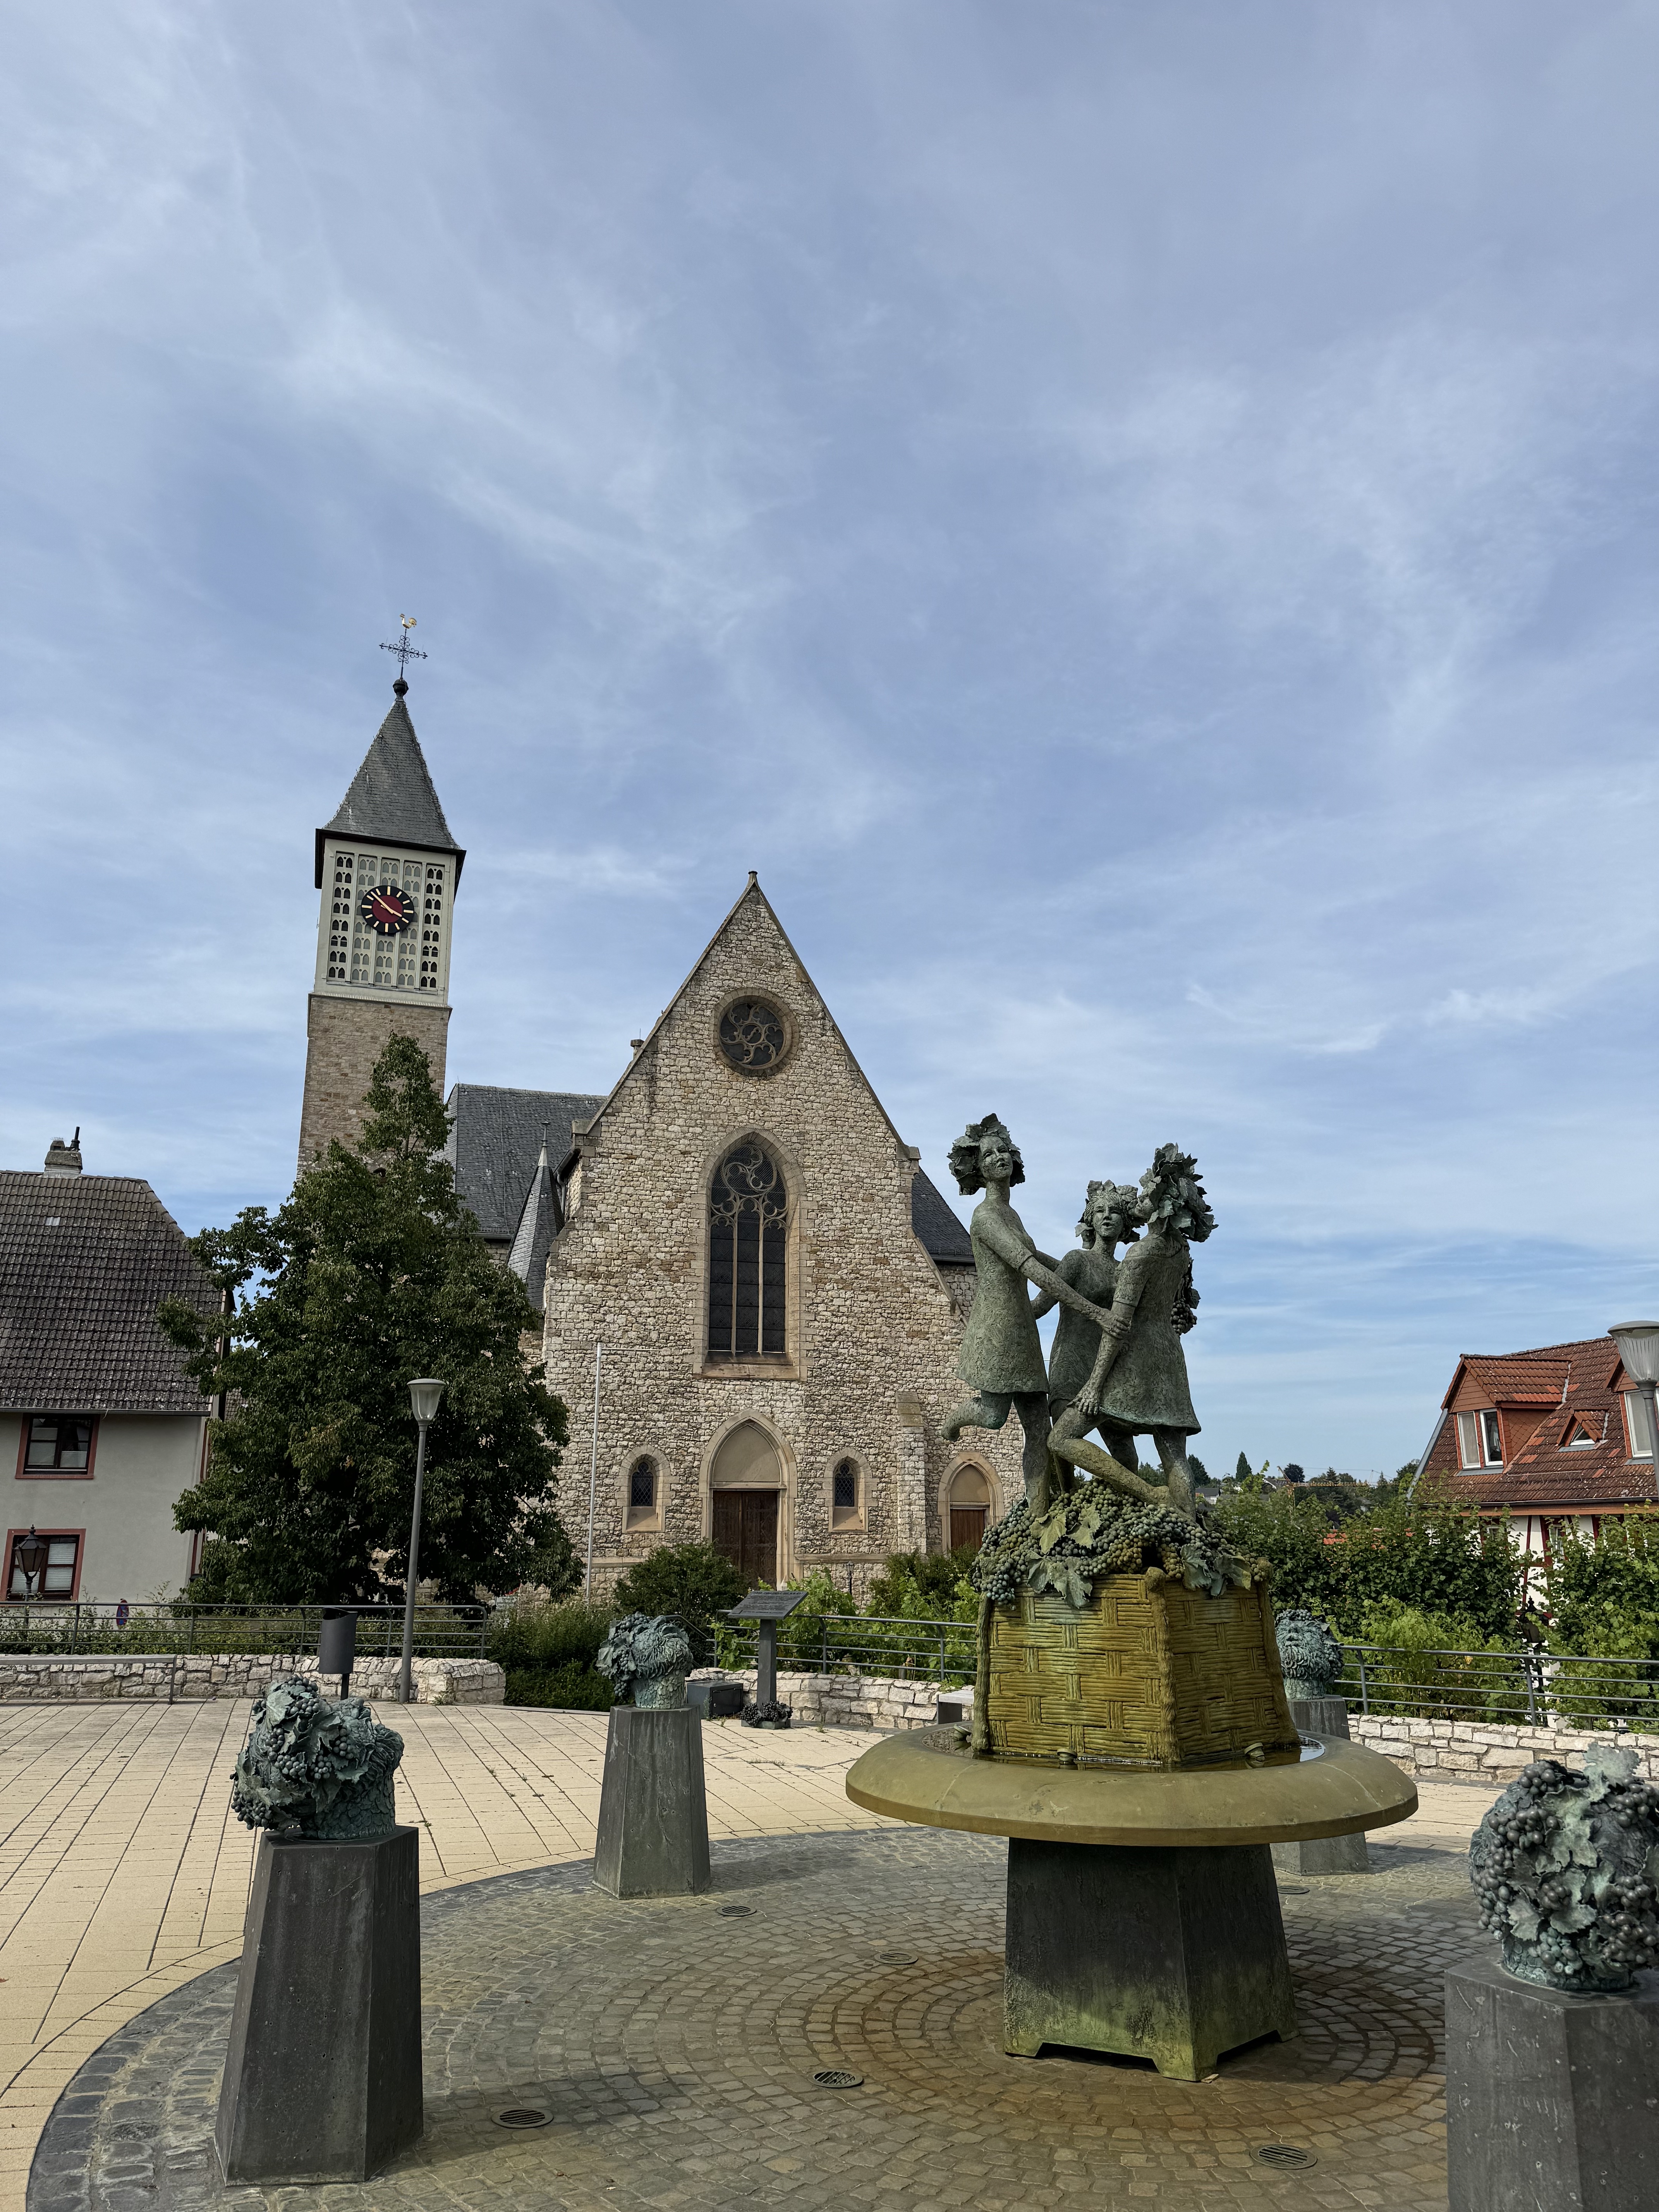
left=1273, top=1698, right=1369, bottom=1875
left=1446, top=1960, right=1659, bottom=2211
left=594, top=1705, right=711, bottom=1898
left=1003, top=1838, right=1297, bottom=2080
left=215, top=1826, right=421, bottom=2184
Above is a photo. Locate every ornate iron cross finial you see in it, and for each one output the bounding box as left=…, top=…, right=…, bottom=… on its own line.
left=380, top=615, right=427, bottom=691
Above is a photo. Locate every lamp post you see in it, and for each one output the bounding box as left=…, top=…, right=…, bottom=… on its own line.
left=1610, top=1322, right=1659, bottom=1499
left=15, top=1526, right=47, bottom=1597
left=399, top=1379, right=446, bottom=1705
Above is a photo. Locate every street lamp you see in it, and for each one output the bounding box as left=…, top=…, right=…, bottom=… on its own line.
left=1609, top=1322, right=1659, bottom=1499
left=399, top=1379, right=446, bottom=1704
left=15, top=1526, right=47, bottom=1597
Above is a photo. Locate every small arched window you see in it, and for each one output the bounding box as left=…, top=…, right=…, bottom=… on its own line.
left=626, top=1455, right=659, bottom=1527
left=832, top=1456, right=860, bottom=1528
left=708, top=1140, right=787, bottom=1359
left=948, top=1465, right=992, bottom=1555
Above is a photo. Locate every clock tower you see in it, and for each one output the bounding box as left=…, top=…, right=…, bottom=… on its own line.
left=297, top=677, right=465, bottom=1168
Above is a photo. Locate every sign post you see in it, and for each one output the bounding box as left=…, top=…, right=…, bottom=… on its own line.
left=725, top=1589, right=809, bottom=1710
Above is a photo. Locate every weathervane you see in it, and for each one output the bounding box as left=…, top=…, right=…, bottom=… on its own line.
left=380, top=615, right=427, bottom=691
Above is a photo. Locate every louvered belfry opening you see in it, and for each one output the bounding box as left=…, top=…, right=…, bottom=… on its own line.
left=708, top=1140, right=787, bottom=1358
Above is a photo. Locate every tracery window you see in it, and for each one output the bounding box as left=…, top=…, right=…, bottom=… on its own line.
left=707, top=1141, right=787, bottom=1359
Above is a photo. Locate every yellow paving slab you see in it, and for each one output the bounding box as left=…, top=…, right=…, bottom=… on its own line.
left=0, top=1700, right=1497, bottom=2212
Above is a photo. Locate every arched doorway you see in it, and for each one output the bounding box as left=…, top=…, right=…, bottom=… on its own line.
left=946, top=1463, right=992, bottom=1554
left=710, top=1421, right=782, bottom=1587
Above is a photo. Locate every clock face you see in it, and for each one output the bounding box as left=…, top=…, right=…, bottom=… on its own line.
left=360, top=883, right=417, bottom=936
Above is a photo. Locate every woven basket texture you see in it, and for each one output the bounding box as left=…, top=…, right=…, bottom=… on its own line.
left=985, top=1569, right=1300, bottom=1769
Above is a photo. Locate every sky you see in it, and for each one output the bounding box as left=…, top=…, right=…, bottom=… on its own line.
left=4, top=3, right=1658, bottom=1481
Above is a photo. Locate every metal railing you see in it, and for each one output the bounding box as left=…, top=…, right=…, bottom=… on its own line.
left=716, top=1611, right=977, bottom=1686
left=0, top=1600, right=490, bottom=1661
left=711, top=1612, right=1659, bottom=1731
left=1338, top=1641, right=1659, bottom=1731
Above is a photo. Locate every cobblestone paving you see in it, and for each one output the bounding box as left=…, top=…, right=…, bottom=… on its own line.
left=31, top=1826, right=1486, bottom=2212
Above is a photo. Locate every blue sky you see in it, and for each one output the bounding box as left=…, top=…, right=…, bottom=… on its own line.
left=5, top=3, right=1658, bottom=1480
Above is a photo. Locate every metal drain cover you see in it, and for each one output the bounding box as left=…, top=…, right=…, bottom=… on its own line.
left=717, top=1905, right=754, bottom=1917
left=812, top=2068, right=864, bottom=2089
left=874, top=1950, right=915, bottom=1965
left=1255, top=2144, right=1317, bottom=2170
left=496, top=2108, right=550, bottom=2128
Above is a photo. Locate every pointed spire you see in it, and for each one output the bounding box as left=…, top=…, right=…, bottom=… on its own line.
left=314, top=690, right=465, bottom=887
left=506, top=1137, right=555, bottom=1312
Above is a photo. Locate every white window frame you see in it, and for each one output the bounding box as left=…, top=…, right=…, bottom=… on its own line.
left=1456, top=1412, right=1481, bottom=1469
left=1625, top=1390, right=1655, bottom=1460
left=1479, top=1408, right=1503, bottom=1467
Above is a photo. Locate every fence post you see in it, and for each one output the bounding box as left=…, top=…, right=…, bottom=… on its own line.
left=1526, top=1654, right=1539, bottom=1726
left=1357, top=1650, right=1369, bottom=1715
left=939, top=1621, right=946, bottom=1683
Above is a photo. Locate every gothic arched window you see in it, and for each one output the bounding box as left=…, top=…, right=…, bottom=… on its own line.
left=708, top=1140, right=787, bottom=1358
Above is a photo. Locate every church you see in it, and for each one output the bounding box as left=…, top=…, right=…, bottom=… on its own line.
left=299, top=680, right=1020, bottom=1594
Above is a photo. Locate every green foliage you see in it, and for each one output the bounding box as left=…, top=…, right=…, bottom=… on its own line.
left=1351, top=1602, right=1530, bottom=1718
left=610, top=1542, right=749, bottom=1665
left=503, top=1661, right=615, bottom=1710
left=160, top=1035, right=572, bottom=1605
left=868, top=1547, right=980, bottom=1616
left=490, top=1597, right=617, bottom=1711
left=1542, top=1517, right=1659, bottom=1727
left=1212, top=1484, right=1522, bottom=1642
left=1234, top=1451, right=1251, bottom=1483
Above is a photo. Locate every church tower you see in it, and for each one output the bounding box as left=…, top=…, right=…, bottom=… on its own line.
left=297, top=675, right=465, bottom=1168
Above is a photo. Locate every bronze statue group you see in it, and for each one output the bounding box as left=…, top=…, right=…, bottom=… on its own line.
left=943, top=1118, right=1213, bottom=1525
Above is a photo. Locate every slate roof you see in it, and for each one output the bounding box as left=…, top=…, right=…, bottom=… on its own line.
left=911, top=1170, right=974, bottom=1266
left=1424, top=1335, right=1659, bottom=1514
left=505, top=1145, right=556, bottom=1314
left=445, top=1086, right=606, bottom=1246
left=314, top=692, right=464, bottom=887
left=0, top=1173, right=218, bottom=1415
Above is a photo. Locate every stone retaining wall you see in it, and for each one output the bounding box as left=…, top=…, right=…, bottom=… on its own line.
left=0, top=1653, right=505, bottom=1705
left=691, top=1666, right=959, bottom=1731
left=1349, top=1711, right=1659, bottom=1786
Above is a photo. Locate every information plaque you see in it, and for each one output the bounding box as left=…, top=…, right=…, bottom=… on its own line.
left=725, top=1590, right=809, bottom=1623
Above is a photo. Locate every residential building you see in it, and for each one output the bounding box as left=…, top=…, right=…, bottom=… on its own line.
left=1, top=1135, right=219, bottom=1601
left=1417, top=1335, right=1659, bottom=1565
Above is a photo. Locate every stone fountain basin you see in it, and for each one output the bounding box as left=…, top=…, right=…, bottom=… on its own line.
left=846, top=1724, right=1417, bottom=1848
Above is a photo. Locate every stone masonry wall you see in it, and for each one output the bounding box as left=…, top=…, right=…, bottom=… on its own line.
left=691, top=1667, right=958, bottom=1731
left=297, top=993, right=451, bottom=1169
left=1350, top=1711, right=1659, bottom=1786
left=0, top=1654, right=504, bottom=1704
left=541, top=883, right=1022, bottom=1594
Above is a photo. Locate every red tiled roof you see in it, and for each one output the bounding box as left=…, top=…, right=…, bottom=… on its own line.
left=1425, top=1334, right=1658, bottom=1516
left=0, top=1173, right=218, bottom=1414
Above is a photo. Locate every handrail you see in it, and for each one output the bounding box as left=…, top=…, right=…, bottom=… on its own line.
left=0, top=1599, right=490, bottom=1661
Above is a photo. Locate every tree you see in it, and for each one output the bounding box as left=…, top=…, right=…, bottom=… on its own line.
left=1234, top=1451, right=1252, bottom=1483
left=1212, top=1482, right=1521, bottom=1641
left=1281, top=1463, right=1305, bottom=1485
left=161, top=1036, right=572, bottom=1604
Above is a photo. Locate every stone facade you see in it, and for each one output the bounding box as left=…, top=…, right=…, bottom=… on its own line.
left=0, top=1652, right=504, bottom=1704
left=542, top=881, right=1020, bottom=1596
left=1350, top=1711, right=1659, bottom=1787
left=298, top=992, right=451, bottom=1168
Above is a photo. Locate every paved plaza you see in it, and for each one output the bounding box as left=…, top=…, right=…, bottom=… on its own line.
left=2, top=1704, right=1503, bottom=2211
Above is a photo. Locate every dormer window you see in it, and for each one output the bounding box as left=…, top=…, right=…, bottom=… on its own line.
left=1563, top=1420, right=1597, bottom=1449
left=1626, top=1392, right=1655, bottom=1460
left=1456, top=1409, right=1503, bottom=1468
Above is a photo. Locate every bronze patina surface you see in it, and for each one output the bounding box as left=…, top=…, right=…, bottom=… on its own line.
left=845, top=1725, right=1417, bottom=1848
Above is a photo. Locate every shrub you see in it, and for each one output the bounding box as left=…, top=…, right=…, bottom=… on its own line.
left=611, top=1543, right=749, bottom=1666
left=504, top=1660, right=615, bottom=1711
left=868, top=1547, right=979, bottom=1616
left=1542, top=1516, right=1659, bottom=1728
left=489, top=1598, right=613, bottom=1674
left=1348, top=1602, right=1528, bottom=1720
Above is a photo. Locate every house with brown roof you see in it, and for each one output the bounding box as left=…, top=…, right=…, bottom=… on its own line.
left=1, top=1136, right=219, bottom=1602
left=1417, top=1334, right=1659, bottom=1568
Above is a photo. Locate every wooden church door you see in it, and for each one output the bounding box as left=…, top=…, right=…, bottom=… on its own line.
left=713, top=1490, right=780, bottom=1588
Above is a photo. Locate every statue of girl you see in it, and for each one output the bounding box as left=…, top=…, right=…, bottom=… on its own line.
left=1034, top=1179, right=1143, bottom=1473
left=942, top=1115, right=1116, bottom=1509
left=1054, top=1142, right=1213, bottom=1518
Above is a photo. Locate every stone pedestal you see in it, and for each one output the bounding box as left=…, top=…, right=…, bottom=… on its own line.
left=1446, top=1960, right=1659, bottom=2210
left=594, top=1705, right=711, bottom=1898
left=1272, top=1698, right=1369, bottom=1875
left=215, top=1827, right=422, bottom=2184
left=1003, top=1838, right=1297, bottom=2080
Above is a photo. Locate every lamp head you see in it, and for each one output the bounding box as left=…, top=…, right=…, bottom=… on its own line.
left=16, top=1526, right=48, bottom=1585
left=408, top=1377, right=446, bottom=1425
left=1610, top=1323, right=1659, bottom=1387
